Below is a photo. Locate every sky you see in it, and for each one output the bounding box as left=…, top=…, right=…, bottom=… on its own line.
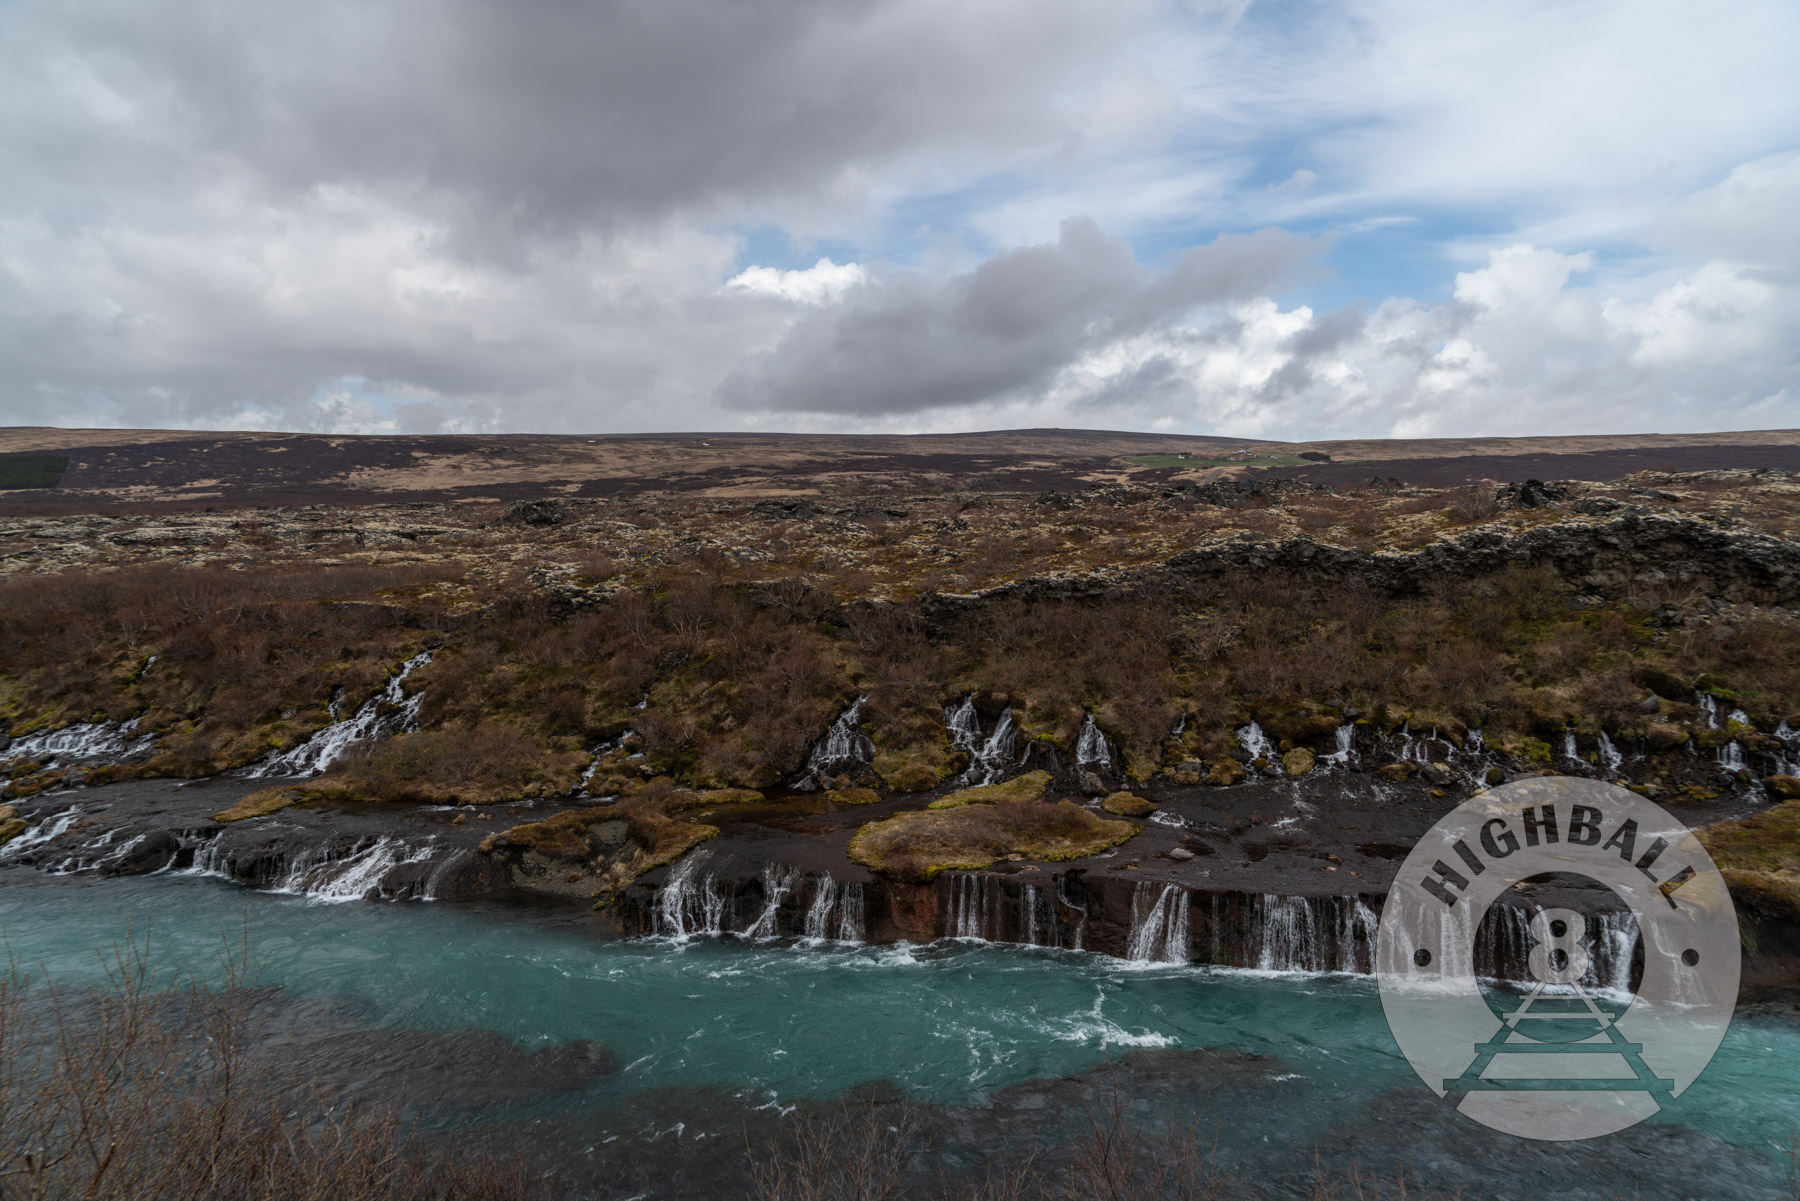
left=1, top=0, right=1797, bottom=441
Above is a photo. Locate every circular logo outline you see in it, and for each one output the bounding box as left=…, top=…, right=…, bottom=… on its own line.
left=1376, top=777, right=1739, bottom=1141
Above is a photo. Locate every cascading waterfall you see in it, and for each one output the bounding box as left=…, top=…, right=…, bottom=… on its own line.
left=1319, top=724, right=1356, bottom=767
left=1560, top=729, right=1581, bottom=764
left=1075, top=714, right=1111, bottom=771
left=1696, top=691, right=1721, bottom=729
left=1235, top=722, right=1274, bottom=764
left=0, top=807, right=83, bottom=860
left=7, top=720, right=156, bottom=768
left=269, top=836, right=437, bottom=903
left=1126, top=882, right=1189, bottom=964
left=945, top=697, right=1019, bottom=786
left=799, top=696, right=875, bottom=786
left=246, top=651, right=433, bottom=778
left=1598, top=732, right=1624, bottom=774
left=1389, top=721, right=1448, bottom=765
left=656, top=852, right=728, bottom=940
left=1719, top=740, right=1748, bottom=773
left=743, top=864, right=799, bottom=940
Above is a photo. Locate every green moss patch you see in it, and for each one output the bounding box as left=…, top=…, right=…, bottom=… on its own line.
left=823, top=787, right=880, bottom=805
left=847, top=799, right=1135, bottom=882
left=927, top=769, right=1051, bottom=809
left=212, top=787, right=299, bottom=823
left=1101, top=791, right=1156, bottom=817
left=1701, top=802, right=1800, bottom=918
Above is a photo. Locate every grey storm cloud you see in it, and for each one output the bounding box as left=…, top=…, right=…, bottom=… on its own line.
left=8, top=0, right=1139, bottom=252
left=719, top=219, right=1326, bottom=415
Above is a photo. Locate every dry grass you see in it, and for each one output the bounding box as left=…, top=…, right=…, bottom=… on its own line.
left=0, top=931, right=534, bottom=1201
left=211, top=786, right=298, bottom=823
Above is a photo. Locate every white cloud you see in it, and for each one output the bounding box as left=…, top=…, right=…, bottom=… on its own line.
left=725, top=259, right=868, bottom=305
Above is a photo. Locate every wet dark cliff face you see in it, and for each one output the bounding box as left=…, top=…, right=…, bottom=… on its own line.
left=10, top=760, right=1796, bottom=996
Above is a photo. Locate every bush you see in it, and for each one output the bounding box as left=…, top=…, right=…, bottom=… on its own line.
left=0, top=933, right=533, bottom=1201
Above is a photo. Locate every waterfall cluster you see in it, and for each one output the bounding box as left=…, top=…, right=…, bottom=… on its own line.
left=1126, top=882, right=1190, bottom=963
left=7, top=720, right=156, bottom=769
left=265, top=836, right=438, bottom=902
left=798, top=696, right=876, bottom=786
left=657, top=852, right=730, bottom=940
left=945, top=697, right=1021, bottom=786
left=945, top=873, right=1060, bottom=946
left=655, top=858, right=866, bottom=944
left=246, top=651, right=433, bottom=778
left=1247, top=893, right=1378, bottom=974
left=1477, top=904, right=1637, bottom=994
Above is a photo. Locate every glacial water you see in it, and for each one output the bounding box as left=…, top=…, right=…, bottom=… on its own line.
left=3, top=871, right=1800, bottom=1181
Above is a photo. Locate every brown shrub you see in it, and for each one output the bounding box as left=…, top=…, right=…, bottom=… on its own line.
left=312, top=723, right=570, bottom=805
left=0, top=934, right=533, bottom=1201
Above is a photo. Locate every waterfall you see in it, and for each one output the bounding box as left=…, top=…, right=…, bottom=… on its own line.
left=1695, top=691, right=1720, bottom=729
left=1235, top=722, right=1274, bottom=763
left=266, top=836, right=437, bottom=903
left=948, top=873, right=994, bottom=939
left=945, top=697, right=1019, bottom=786
left=1598, top=732, right=1623, bottom=774
left=805, top=873, right=838, bottom=939
left=1075, top=713, right=1111, bottom=771
left=743, top=864, right=799, bottom=940
left=420, top=849, right=471, bottom=901
left=7, top=719, right=156, bottom=769
left=799, top=696, right=875, bottom=785
left=1477, top=904, right=1638, bottom=993
left=1771, top=722, right=1800, bottom=776
left=1256, top=894, right=1321, bottom=972
left=1056, top=875, right=1088, bottom=951
left=246, top=651, right=433, bottom=778
left=1170, top=713, right=1186, bottom=738
left=834, top=882, right=865, bottom=942
left=0, top=807, right=84, bottom=861
left=1126, top=882, right=1189, bottom=964
left=1320, top=724, right=1356, bottom=767
left=656, top=852, right=728, bottom=940
left=1560, top=729, right=1581, bottom=764
left=800, top=873, right=864, bottom=942
left=1719, top=740, right=1747, bottom=773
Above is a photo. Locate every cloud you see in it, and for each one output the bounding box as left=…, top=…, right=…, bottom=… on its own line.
left=726, top=259, right=868, bottom=306
left=1009, top=242, right=1799, bottom=440
left=0, top=0, right=1794, bottom=438
left=1, top=0, right=1150, bottom=254
left=719, top=219, right=1325, bottom=415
